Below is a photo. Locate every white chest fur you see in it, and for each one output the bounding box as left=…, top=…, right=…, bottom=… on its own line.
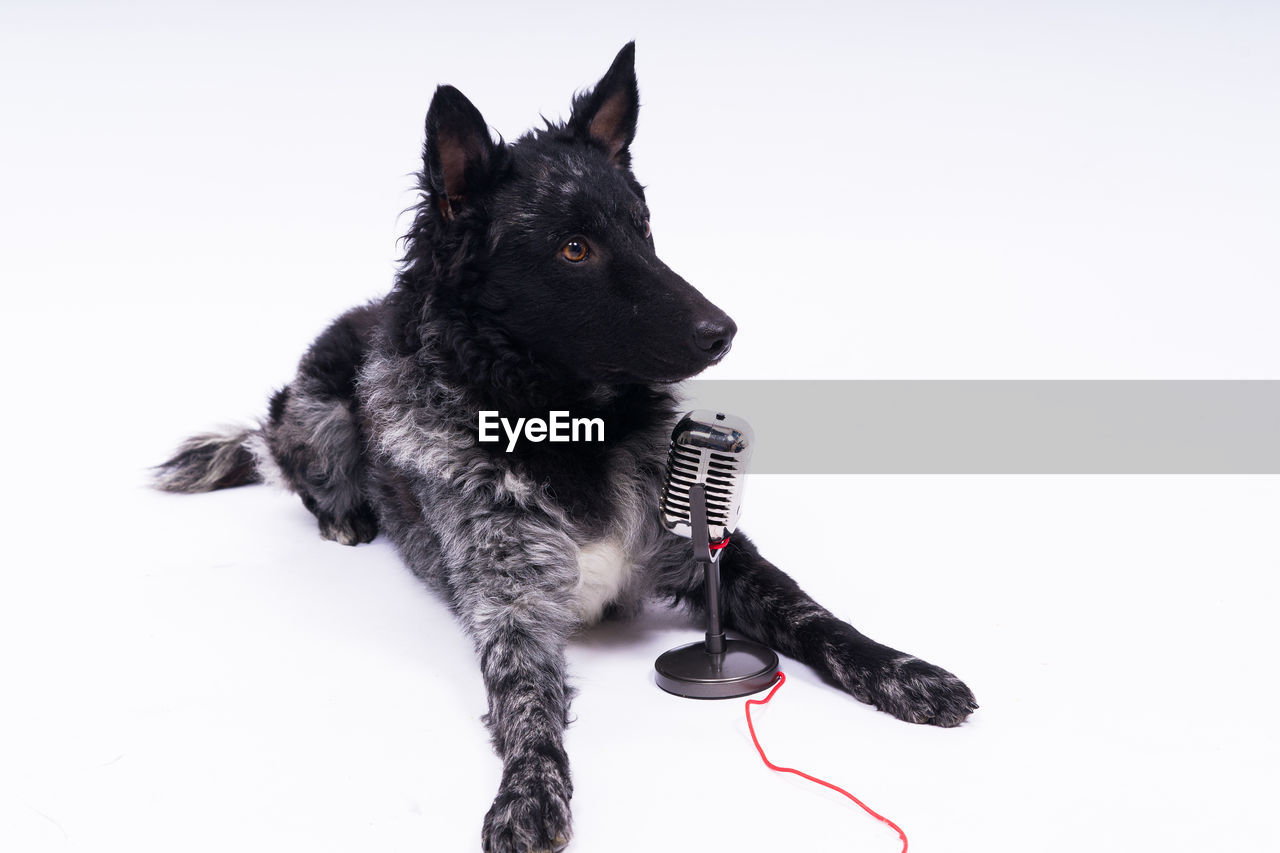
left=573, top=538, right=632, bottom=624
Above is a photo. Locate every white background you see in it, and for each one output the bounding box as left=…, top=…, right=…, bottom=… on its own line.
left=1, top=1, right=1277, bottom=851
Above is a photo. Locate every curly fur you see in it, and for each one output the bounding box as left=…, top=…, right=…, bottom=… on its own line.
left=155, top=43, right=976, bottom=852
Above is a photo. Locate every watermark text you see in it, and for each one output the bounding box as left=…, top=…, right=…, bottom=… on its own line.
left=478, top=410, right=605, bottom=452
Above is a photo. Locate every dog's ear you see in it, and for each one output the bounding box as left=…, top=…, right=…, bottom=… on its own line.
left=568, top=42, right=639, bottom=168
left=424, top=85, right=498, bottom=220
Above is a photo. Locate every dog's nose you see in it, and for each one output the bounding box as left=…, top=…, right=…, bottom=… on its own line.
left=694, top=316, right=737, bottom=360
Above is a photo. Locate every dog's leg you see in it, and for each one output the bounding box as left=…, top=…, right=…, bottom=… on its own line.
left=429, top=522, right=578, bottom=853
left=473, top=603, right=575, bottom=853
left=262, top=305, right=380, bottom=545
left=653, top=531, right=977, bottom=727
left=263, top=382, right=377, bottom=545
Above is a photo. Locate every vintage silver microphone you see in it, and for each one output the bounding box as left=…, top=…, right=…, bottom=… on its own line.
left=654, top=410, right=779, bottom=699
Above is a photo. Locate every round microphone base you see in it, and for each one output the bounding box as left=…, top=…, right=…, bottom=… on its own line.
left=654, top=638, right=780, bottom=699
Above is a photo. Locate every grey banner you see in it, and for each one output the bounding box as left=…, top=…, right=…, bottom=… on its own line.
left=678, top=381, right=1280, bottom=474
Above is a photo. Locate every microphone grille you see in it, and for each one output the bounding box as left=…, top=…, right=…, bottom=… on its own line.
left=659, top=410, right=753, bottom=541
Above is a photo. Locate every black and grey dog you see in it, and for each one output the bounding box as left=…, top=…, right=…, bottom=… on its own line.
left=156, top=43, right=976, bottom=853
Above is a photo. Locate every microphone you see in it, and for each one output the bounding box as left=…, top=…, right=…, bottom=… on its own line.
left=654, top=410, right=779, bottom=700
left=659, top=410, right=753, bottom=551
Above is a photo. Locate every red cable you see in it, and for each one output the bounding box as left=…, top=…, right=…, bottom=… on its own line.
left=745, top=672, right=909, bottom=853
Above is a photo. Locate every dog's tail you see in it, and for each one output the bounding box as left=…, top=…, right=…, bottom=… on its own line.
left=153, top=425, right=267, bottom=493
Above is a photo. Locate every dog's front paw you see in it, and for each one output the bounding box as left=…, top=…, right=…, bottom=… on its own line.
left=855, top=655, right=978, bottom=728
left=481, top=774, right=572, bottom=853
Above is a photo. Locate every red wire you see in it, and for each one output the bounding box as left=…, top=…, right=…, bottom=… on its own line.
left=745, top=672, right=909, bottom=853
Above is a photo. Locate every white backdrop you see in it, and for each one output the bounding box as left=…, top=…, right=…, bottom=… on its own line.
left=2, top=2, right=1277, bottom=852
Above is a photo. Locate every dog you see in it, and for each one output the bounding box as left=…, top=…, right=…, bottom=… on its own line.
left=155, top=43, right=977, bottom=853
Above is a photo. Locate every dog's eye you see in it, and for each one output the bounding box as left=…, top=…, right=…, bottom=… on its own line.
left=561, top=240, right=588, bottom=263
left=643, top=220, right=651, bottom=239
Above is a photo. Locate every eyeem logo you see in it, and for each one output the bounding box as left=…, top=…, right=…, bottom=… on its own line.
left=478, top=411, right=605, bottom=452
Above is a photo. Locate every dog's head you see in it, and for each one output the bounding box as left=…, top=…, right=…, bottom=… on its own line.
left=418, top=43, right=735, bottom=385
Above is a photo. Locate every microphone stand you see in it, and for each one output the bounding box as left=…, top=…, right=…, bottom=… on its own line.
left=654, top=484, right=779, bottom=699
